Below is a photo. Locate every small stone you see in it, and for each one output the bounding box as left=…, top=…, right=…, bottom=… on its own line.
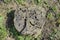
left=14, top=5, right=46, bottom=38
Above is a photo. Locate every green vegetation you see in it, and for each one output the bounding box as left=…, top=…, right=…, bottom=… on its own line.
left=0, top=15, right=7, bottom=40
left=0, top=0, right=60, bottom=40
left=16, top=0, right=24, bottom=4
left=56, top=13, right=60, bottom=18
left=52, top=6, right=57, bottom=12
left=49, top=31, right=56, bottom=40
left=46, top=12, right=54, bottom=20
left=49, top=28, right=60, bottom=40
left=4, top=0, right=11, bottom=3
left=34, top=0, right=42, bottom=5
left=56, top=13, right=60, bottom=24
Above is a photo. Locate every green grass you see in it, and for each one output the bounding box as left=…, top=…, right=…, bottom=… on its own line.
left=34, top=0, right=42, bottom=5
left=16, top=0, right=24, bottom=4
left=56, top=13, right=60, bottom=24
left=46, top=12, right=54, bottom=20
left=0, top=15, right=7, bottom=40
left=52, top=6, right=57, bottom=12
left=4, top=0, right=11, bottom=3
left=56, top=13, right=60, bottom=18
